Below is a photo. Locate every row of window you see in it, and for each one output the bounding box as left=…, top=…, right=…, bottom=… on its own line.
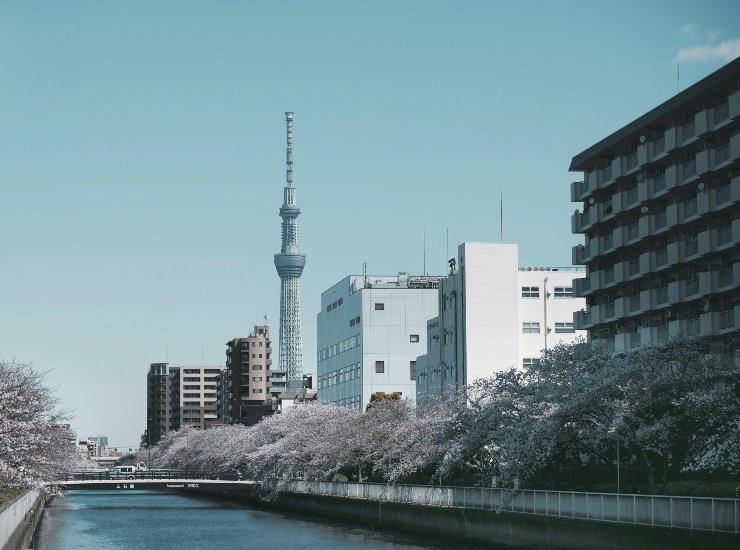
left=522, top=322, right=575, bottom=334
left=326, top=297, right=344, bottom=312
left=182, top=392, right=218, bottom=399
left=318, top=363, right=362, bottom=389
left=521, top=286, right=574, bottom=298
left=332, top=395, right=362, bottom=411
left=317, top=334, right=361, bottom=362
left=349, top=316, right=361, bottom=327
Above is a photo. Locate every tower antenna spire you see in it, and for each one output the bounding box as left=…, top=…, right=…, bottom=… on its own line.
left=286, top=112, right=294, bottom=187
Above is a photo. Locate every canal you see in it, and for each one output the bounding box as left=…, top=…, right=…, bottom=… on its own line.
left=36, top=490, right=478, bottom=549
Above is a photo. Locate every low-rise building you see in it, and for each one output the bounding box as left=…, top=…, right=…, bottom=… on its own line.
left=317, top=273, right=441, bottom=410
left=416, top=242, right=586, bottom=406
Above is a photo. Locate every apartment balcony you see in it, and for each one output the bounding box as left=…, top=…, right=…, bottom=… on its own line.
left=697, top=230, right=716, bottom=257
left=571, top=208, right=596, bottom=233
left=650, top=173, right=668, bottom=197
left=597, top=164, right=615, bottom=189
left=730, top=132, right=740, bottom=165
left=712, top=143, right=731, bottom=169
left=681, top=120, right=696, bottom=145
left=665, top=165, right=679, bottom=190
left=615, top=295, right=642, bottom=318
left=664, top=126, right=677, bottom=153
left=695, top=108, right=710, bottom=136
left=649, top=134, right=666, bottom=161
left=572, top=243, right=592, bottom=265
left=574, top=276, right=592, bottom=297
left=729, top=89, right=740, bottom=120
left=571, top=180, right=589, bottom=202
left=575, top=306, right=595, bottom=328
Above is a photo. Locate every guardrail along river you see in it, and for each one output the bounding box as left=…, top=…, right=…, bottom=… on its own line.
left=36, top=490, right=477, bottom=550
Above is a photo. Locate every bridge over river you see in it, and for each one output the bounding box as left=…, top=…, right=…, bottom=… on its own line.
left=57, top=471, right=257, bottom=494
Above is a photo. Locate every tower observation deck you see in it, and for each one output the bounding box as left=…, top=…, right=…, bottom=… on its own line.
left=274, top=112, right=306, bottom=380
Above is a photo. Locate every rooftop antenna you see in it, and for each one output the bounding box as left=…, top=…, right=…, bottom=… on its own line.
left=285, top=112, right=294, bottom=187
left=677, top=60, right=681, bottom=93
left=446, top=227, right=449, bottom=266
left=500, top=189, right=503, bottom=242
left=363, top=262, right=368, bottom=288
left=423, top=227, right=427, bottom=276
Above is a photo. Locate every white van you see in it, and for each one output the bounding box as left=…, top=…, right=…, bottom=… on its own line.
left=110, top=465, right=136, bottom=479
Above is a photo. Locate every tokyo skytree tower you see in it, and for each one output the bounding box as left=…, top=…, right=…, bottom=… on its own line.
left=274, top=112, right=306, bottom=380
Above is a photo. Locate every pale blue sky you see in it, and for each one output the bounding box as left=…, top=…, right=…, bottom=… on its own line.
left=1, top=0, right=738, bottom=447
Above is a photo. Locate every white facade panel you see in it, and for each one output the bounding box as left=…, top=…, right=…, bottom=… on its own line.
left=317, top=274, right=440, bottom=410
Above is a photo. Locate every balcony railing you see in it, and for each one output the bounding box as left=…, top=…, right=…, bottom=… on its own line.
left=681, top=119, right=695, bottom=141
left=684, top=198, right=697, bottom=218
left=628, top=259, right=640, bottom=277
left=686, top=278, right=699, bottom=296
left=718, top=268, right=733, bottom=287
left=714, top=102, right=729, bottom=124
left=604, top=268, right=614, bottom=285
left=601, top=165, right=612, bottom=182
left=653, top=136, right=665, bottom=156
left=687, top=317, right=700, bottom=336
left=654, top=211, right=667, bottom=229
left=626, top=151, right=638, bottom=171
left=657, top=287, right=668, bottom=304
left=682, top=159, right=696, bottom=180
left=604, top=234, right=613, bottom=250
left=605, top=303, right=615, bottom=318
left=657, top=325, right=669, bottom=342
left=629, top=295, right=641, bottom=312
left=718, top=225, right=732, bottom=246
left=653, top=173, right=666, bottom=192
left=627, top=223, right=639, bottom=241
left=716, top=184, right=731, bottom=205
left=626, top=187, right=638, bottom=205
left=656, top=249, right=668, bottom=267
left=719, top=309, right=734, bottom=330
left=630, top=332, right=641, bottom=348
left=685, top=238, right=698, bottom=257
left=715, top=143, right=730, bottom=165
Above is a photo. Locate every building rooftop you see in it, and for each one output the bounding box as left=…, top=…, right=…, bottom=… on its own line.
left=569, top=56, right=740, bottom=171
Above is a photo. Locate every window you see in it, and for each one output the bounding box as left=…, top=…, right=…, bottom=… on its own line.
left=183, top=385, right=200, bottom=390
left=204, top=369, right=221, bottom=374
left=252, top=389, right=263, bottom=394
left=183, top=377, right=200, bottom=382
left=522, top=322, right=540, bottom=334
left=409, top=361, right=417, bottom=381
left=554, top=287, right=573, bottom=298
left=374, top=303, right=385, bottom=310
left=410, top=334, right=420, bottom=343
left=522, top=358, right=540, bottom=369
left=555, top=322, right=575, bottom=333
left=252, top=376, right=263, bottom=382
left=522, top=287, right=539, bottom=298
left=375, top=361, right=385, bottom=373
left=183, top=393, right=200, bottom=398
left=338, top=297, right=343, bottom=306
left=183, top=369, right=200, bottom=374
left=252, top=365, right=262, bottom=371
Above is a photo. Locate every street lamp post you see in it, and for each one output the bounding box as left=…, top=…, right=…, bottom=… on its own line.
left=147, top=418, right=151, bottom=469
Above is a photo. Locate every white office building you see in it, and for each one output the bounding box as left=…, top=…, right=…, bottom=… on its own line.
left=416, top=243, right=586, bottom=406
left=316, top=273, right=441, bottom=410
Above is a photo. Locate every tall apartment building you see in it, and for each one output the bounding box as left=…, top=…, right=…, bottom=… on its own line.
left=221, top=325, right=276, bottom=425
left=416, top=243, right=586, bottom=406
left=145, top=362, right=223, bottom=445
left=317, top=273, right=440, bottom=410
left=146, top=363, right=171, bottom=445
left=569, top=58, right=740, bottom=354
left=172, top=366, right=223, bottom=429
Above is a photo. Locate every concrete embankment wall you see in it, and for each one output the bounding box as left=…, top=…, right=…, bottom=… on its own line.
left=273, top=492, right=738, bottom=549
left=191, top=485, right=737, bottom=549
left=0, top=491, right=47, bottom=550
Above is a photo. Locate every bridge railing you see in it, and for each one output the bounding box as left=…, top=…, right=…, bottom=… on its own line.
left=286, top=480, right=739, bottom=535
left=60, top=470, right=244, bottom=482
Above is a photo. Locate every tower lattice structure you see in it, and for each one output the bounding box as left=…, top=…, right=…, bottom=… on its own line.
left=274, top=112, right=306, bottom=381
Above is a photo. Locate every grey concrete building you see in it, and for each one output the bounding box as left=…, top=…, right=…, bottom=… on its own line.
left=569, top=58, right=740, bottom=355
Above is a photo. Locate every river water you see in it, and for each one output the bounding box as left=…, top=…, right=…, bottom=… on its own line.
left=36, top=490, right=478, bottom=549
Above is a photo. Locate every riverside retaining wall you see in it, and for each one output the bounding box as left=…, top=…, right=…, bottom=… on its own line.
left=0, top=491, right=46, bottom=550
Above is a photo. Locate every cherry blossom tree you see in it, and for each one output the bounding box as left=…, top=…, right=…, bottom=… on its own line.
left=0, top=360, right=79, bottom=489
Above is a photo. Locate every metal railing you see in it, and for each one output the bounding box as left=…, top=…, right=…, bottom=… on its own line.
left=653, top=136, right=665, bottom=156
left=714, top=102, right=729, bottom=124
left=715, top=143, right=730, bottom=165
left=0, top=489, right=40, bottom=549
left=682, top=159, right=697, bottom=180
left=286, top=481, right=739, bottom=535
left=59, top=470, right=244, bottom=482
left=682, top=120, right=695, bottom=141
left=716, top=184, right=731, bottom=205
